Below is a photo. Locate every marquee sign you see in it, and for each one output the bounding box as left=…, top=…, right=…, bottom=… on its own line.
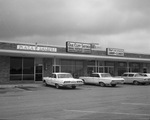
left=66, top=41, right=91, bottom=53
left=106, top=48, right=124, bottom=56
left=17, top=44, right=57, bottom=52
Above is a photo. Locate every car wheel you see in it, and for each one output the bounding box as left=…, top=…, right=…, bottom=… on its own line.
left=72, top=86, right=76, bottom=89
left=99, top=82, right=105, bottom=87
left=141, top=83, right=146, bottom=85
left=82, top=79, right=86, bottom=84
left=43, top=80, right=48, bottom=86
left=111, top=84, right=116, bottom=87
left=133, top=81, right=139, bottom=85
left=55, top=84, right=60, bottom=89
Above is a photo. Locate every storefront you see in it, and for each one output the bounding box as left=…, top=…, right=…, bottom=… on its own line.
left=0, top=41, right=150, bottom=83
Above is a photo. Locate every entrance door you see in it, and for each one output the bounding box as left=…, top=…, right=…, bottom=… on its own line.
left=35, top=66, right=43, bottom=81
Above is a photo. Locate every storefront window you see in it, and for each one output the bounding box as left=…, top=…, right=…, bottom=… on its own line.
left=87, top=60, right=96, bottom=75
left=10, top=57, right=34, bottom=81
left=53, top=65, right=60, bottom=72
left=23, top=58, right=34, bottom=80
left=87, top=60, right=95, bottom=66
left=105, top=62, right=115, bottom=75
left=98, top=67, right=104, bottom=73
left=61, top=60, right=83, bottom=78
left=129, top=63, right=141, bottom=72
left=10, top=57, right=22, bottom=80
left=105, top=61, right=114, bottom=66
left=118, top=62, right=127, bottom=76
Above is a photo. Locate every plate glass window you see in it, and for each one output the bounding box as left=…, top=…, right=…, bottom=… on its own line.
left=10, top=57, right=34, bottom=81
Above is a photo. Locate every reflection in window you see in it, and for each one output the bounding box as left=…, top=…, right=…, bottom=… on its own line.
left=101, top=73, right=111, bottom=77
left=58, top=73, right=73, bottom=78
left=129, top=74, right=134, bottom=77
left=23, top=58, right=34, bottom=80
left=10, top=57, right=34, bottom=81
left=122, top=74, right=128, bottom=77
left=10, top=57, right=22, bottom=80
left=23, top=58, right=34, bottom=74
left=61, top=60, right=83, bottom=78
left=10, top=57, right=22, bottom=74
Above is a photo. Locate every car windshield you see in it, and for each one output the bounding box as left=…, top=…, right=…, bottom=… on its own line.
left=139, top=73, right=148, bottom=77
left=58, top=73, right=73, bottom=78
left=101, top=73, right=111, bottom=77
left=134, top=73, right=143, bottom=77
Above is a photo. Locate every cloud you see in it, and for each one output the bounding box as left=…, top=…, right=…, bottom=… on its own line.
left=0, top=0, right=150, bottom=54
left=1, top=0, right=150, bottom=38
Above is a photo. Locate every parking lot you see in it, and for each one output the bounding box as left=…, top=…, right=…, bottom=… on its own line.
left=0, top=84, right=150, bottom=120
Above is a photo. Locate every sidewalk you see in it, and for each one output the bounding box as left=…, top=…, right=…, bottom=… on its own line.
left=0, top=82, right=43, bottom=88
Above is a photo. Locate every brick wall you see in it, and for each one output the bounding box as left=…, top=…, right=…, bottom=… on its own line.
left=0, top=56, right=10, bottom=83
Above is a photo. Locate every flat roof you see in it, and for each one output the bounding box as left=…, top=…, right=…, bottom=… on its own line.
left=0, top=41, right=150, bottom=62
left=1, top=49, right=150, bottom=62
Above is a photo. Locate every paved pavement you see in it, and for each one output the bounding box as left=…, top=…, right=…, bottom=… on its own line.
left=0, top=83, right=150, bottom=120
left=0, top=82, right=43, bottom=88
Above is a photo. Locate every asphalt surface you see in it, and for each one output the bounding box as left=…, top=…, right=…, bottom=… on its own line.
left=0, top=84, right=150, bottom=120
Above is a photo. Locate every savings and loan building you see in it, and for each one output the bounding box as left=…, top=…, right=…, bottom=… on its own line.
left=0, top=41, right=150, bottom=83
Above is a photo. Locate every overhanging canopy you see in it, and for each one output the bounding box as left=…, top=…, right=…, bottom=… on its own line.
left=0, top=49, right=150, bottom=62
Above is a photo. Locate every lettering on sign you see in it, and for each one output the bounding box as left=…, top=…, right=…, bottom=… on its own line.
left=17, top=45, right=57, bottom=52
left=66, top=41, right=91, bottom=53
left=106, top=48, right=124, bottom=56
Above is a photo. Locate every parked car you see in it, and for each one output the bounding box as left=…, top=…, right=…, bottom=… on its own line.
left=122, top=72, right=150, bottom=85
left=140, top=73, right=150, bottom=77
left=43, top=72, right=83, bottom=89
left=79, top=73, right=124, bottom=87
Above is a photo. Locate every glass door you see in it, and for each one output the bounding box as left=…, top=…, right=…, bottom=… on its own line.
left=35, top=65, right=43, bottom=81
left=104, top=66, right=114, bottom=76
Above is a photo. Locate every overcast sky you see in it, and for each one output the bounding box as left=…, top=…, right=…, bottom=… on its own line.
left=0, top=0, right=150, bottom=53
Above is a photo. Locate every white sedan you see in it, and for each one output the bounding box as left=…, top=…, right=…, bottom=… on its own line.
left=43, top=72, right=83, bottom=89
left=79, top=73, right=124, bottom=87
left=122, top=72, right=150, bottom=85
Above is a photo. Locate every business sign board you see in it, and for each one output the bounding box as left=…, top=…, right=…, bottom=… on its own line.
left=17, top=45, right=57, bottom=52
left=66, top=41, right=91, bottom=53
left=106, top=48, right=124, bottom=56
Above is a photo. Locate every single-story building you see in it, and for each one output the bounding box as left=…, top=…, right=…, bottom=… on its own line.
left=0, top=41, right=150, bottom=83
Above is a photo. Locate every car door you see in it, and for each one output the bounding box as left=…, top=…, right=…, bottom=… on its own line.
left=126, top=74, right=135, bottom=83
left=87, top=74, right=95, bottom=84
left=122, top=73, right=129, bottom=83
left=92, top=74, right=100, bottom=84
left=83, top=77, right=91, bottom=83
left=51, top=74, right=57, bottom=86
left=87, top=76, right=94, bottom=84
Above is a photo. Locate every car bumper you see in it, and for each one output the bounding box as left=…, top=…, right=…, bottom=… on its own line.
left=140, top=81, right=150, bottom=84
left=60, top=83, right=83, bottom=87
left=110, top=81, right=124, bottom=84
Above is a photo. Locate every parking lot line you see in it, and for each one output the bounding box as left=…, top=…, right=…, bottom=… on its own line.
left=121, top=103, right=150, bottom=106
left=64, top=109, right=150, bottom=117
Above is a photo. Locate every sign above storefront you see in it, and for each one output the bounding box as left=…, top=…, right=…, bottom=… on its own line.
left=17, top=44, right=57, bottom=52
left=66, top=41, right=91, bottom=54
left=106, top=48, right=124, bottom=56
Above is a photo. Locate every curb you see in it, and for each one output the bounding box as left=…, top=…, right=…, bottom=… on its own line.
left=0, top=83, right=42, bottom=88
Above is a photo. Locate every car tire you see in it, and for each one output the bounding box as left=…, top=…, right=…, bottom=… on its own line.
left=133, top=81, right=139, bottom=85
left=72, top=86, right=76, bottom=89
left=43, top=80, right=48, bottom=86
left=55, top=84, right=60, bottom=89
left=111, top=84, right=116, bottom=87
left=99, top=82, right=105, bottom=87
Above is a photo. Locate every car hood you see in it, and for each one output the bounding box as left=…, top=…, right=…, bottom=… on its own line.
left=102, top=77, right=124, bottom=81
left=59, top=78, right=82, bottom=82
